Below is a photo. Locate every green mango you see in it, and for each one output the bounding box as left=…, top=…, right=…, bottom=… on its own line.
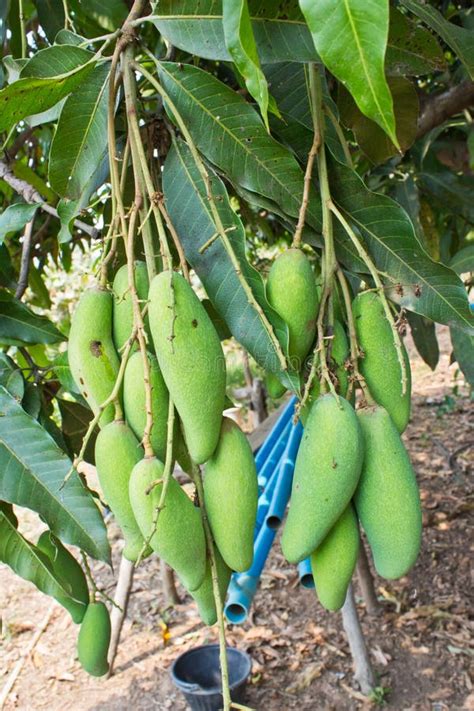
left=300, top=319, right=350, bottom=425
left=266, top=249, right=319, bottom=369
left=265, top=371, right=287, bottom=399
left=129, top=457, right=207, bottom=590
left=123, top=350, right=169, bottom=461
left=95, top=420, right=149, bottom=562
left=353, top=291, right=411, bottom=432
left=36, top=531, right=89, bottom=617
left=148, top=271, right=226, bottom=464
left=68, top=287, right=120, bottom=427
left=112, top=261, right=151, bottom=353
left=310, top=505, right=359, bottom=611
left=355, top=406, right=422, bottom=579
left=77, top=602, right=111, bottom=677
left=282, top=394, right=363, bottom=563
left=189, top=546, right=231, bottom=626
left=204, top=418, right=258, bottom=572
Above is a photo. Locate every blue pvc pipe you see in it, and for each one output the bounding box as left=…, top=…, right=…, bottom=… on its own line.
left=254, top=397, right=296, bottom=471
left=225, top=523, right=277, bottom=624
left=256, top=464, right=281, bottom=531
left=265, top=418, right=303, bottom=528
left=257, top=419, right=292, bottom=490
left=297, top=558, right=314, bottom=589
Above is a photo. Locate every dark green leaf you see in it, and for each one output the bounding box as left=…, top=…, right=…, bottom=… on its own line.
left=163, top=140, right=297, bottom=389
left=33, top=0, right=66, bottom=43
left=449, top=245, right=474, bottom=275
left=0, top=60, right=95, bottom=134
left=0, top=386, right=110, bottom=562
left=338, top=77, right=419, bottom=164
left=71, top=0, right=127, bottom=31
left=401, top=0, right=474, bottom=80
left=0, top=203, right=38, bottom=245
left=450, top=327, right=474, bottom=386
left=0, top=353, right=24, bottom=400
left=0, top=510, right=87, bottom=622
left=386, top=8, right=446, bottom=76
left=329, top=159, right=474, bottom=333
left=299, top=0, right=398, bottom=145
left=58, top=397, right=97, bottom=463
left=49, top=63, right=109, bottom=199
left=28, top=264, right=52, bottom=310
left=418, top=171, right=474, bottom=223
left=407, top=312, right=439, bottom=370
left=22, top=382, right=42, bottom=419
left=0, top=290, right=65, bottom=345
left=153, top=0, right=316, bottom=63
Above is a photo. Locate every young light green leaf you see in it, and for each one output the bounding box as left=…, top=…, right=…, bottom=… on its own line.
left=299, top=0, right=399, bottom=146
left=401, top=0, right=474, bottom=80
left=163, top=139, right=297, bottom=389
left=223, top=0, right=274, bottom=129
left=153, top=0, right=316, bottom=63
left=0, top=290, right=65, bottom=345
left=0, top=204, right=38, bottom=245
left=0, top=386, right=110, bottom=562
left=49, top=64, right=109, bottom=199
left=0, top=511, right=87, bottom=622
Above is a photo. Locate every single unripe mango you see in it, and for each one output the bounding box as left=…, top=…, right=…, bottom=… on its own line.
left=129, top=457, right=206, bottom=590
left=123, top=350, right=169, bottom=461
left=353, top=291, right=411, bottom=432
left=265, top=371, right=287, bottom=399
left=112, top=261, right=151, bottom=353
left=189, top=546, right=232, bottom=626
left=77, top=602, right=111, bottom=677
left=204, top=418, right=258, bottom=572
left=148, top=271, right=226, bottom=464
left=68, top=287, right=120, bottom=427
left=36, top=531, right=89, bottom=621
left=300, top=319, right=350, bottom=425
left=95, top=421, right=149, bottom=562
left=266, top=249, right=319, bottom=369
left=282, top=394, right=363, bottom=563
left=354, top=406, right=422, bottom=579
left=310, top=505, right=359, bottom=611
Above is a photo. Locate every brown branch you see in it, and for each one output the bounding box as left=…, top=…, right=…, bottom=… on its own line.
left=417, top=80, right=474, bottom=139
left=0, top=159, right=99, bottom=239
left=15, top=215, right=37, bottom=300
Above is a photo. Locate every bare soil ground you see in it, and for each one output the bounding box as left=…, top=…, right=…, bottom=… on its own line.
left=1, top=327, right=473, bottom=711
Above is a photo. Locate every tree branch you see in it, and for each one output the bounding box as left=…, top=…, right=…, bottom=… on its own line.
left=0, top=160, right=100, bottom=239
left=417, top=80, right=474, bottom=139
left=15, top=215, right=37, bottom=300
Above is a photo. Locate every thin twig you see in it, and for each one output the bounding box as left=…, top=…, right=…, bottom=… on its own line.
left=15, top=215, right=37, bottom=299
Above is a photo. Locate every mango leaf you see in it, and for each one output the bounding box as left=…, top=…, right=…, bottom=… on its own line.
left=33, top=0, right=66, bottom=43
left=58, top=397, right=97, bottom=463
left=152, top=0, right=316, bottom=63
left=0, top=55, right=95, bottom=133
left=418, top=171, right=474, bottom=223
left=20, top=45, right=93, bottom=78
left=222, top=0, right=273, bottom=129
left=0, top=386, right=110, bottom=562
left=0, top=510, right=87, bottom=622
left=329, top=158, right=474, bottom=333
left=0, top=290, right=65, bottom=345
left=163, top=140, right=298, bottom=390
left=338, top=77, right=419, bottom=164
left=49, top=63, right=109, bottom=199
left=158, top=62, right=321, bottom=232
left=386, top=8, right=446, bottom=76
left=401, top=0, right=474, bottom=80
left=407, top=312, right=439, bottom=371
left=450, top=327, right=474, bottom=386
left=0, top=203, right=38, bottom=245
left=449, top=245, right=474, bottom=275
left=299, top=0, right=398, bottom=146
left=70, top=0, right=128, bottom=31
left=0, top=352, right=24, bottom=401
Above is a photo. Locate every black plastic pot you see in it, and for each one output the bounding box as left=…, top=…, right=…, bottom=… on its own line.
left=170, top=644, right=252, bottom=711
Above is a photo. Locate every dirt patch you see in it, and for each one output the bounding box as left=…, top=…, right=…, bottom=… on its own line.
left=1, top=327, right=473, bottom=710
